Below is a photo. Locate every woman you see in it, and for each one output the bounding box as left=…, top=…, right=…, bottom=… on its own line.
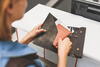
left=0, top=0, right=72, bottom=67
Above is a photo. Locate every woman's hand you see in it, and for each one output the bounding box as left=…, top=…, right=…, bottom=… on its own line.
left=58, top=37, right=72, bottom=67
left=27, top=24, right=46, bottom=39
left=19, top=24, right=46, bottom=44
left=58, top=37, right=72, bottom=58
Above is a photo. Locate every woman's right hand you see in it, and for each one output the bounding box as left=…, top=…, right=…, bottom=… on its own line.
left=58, top=37, right=72, bottom=58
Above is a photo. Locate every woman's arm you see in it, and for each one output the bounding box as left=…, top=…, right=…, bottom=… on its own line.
left=58, top=38, right=72, bottom=67
left=18, top=34, right=33, bottom=44
left=58, top=55, right=67, bottom=67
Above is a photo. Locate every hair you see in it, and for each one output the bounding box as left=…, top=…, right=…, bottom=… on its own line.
left=0, top=0, right=12, bottom=41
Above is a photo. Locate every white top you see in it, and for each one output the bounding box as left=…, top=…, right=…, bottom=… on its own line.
left=12, top=4, right=100, bottom=62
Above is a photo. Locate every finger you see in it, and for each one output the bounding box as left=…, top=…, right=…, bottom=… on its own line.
left=68, top=47, right=72, bottom=53
left=35, top=24, right=43, bottom=29
left=38, top=24, right=43, bottom=29
left=66, top=42, right=72, bottom=49
left=55, top=42, right=58, bottom=48
left=63, top=37, right=70, bottom=42
left=58, top=38, right=62, bottom=43
left=56, top=45, right=58, bottom=48
left=58, top=38, right=62, bottom=45
left=53, top=43, right=58, bottom=48
left=39, top=29, right=46, bottom=31
left=53, top=41, right=57, bottom=47
left=70, top=42, right=72, bottom=46
left=37, top=29, right=46, bottom=33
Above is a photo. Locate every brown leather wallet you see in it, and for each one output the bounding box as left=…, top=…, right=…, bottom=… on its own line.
left=33, top=13, right=58, bottom=51
left=33, top=13, right=86, bottom=58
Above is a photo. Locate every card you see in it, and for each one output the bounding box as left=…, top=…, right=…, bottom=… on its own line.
left=53, top=24, right=72, bottom=47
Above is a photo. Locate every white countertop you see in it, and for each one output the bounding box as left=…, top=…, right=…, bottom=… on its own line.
left=12, top=4, right=100, bottom=62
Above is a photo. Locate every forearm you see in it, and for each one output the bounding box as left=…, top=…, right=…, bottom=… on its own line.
left=18, top=34, right=33, bottom=44
left=58, top=56, right=67, bottom=67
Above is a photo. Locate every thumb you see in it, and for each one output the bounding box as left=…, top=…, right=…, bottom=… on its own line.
left=58, top=38, right=62, bottom=45
left=37, top=29, right=46, bottom=33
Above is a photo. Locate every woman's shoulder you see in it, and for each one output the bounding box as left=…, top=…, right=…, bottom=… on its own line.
left=0, top=41, right=37, bottom=57
left=0, top=41, right=27, bottom=49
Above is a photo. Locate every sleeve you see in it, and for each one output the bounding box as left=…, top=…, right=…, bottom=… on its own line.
left=0, top=41, right=37, bottom=58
